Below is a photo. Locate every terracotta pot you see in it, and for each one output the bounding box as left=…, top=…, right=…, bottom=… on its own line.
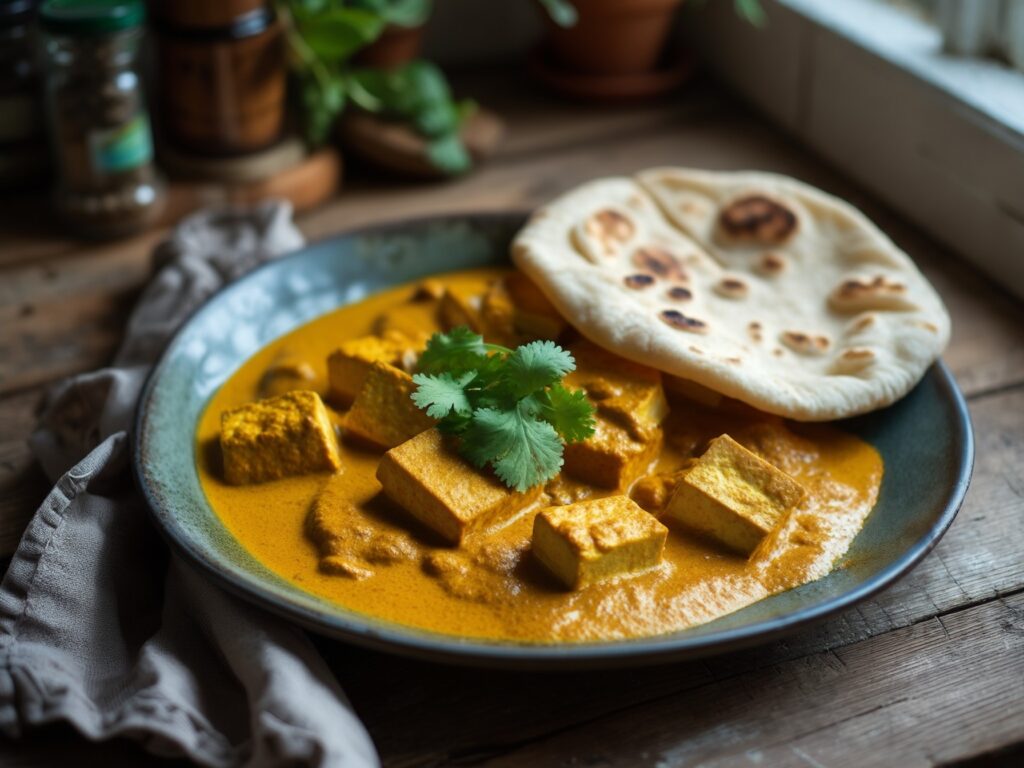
left=540, top=0, right=684, bottom=76
left=353, top=24, right=425, bottom=70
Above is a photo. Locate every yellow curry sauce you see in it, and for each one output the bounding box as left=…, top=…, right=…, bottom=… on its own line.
left=196, top=269, right=883, bottom=643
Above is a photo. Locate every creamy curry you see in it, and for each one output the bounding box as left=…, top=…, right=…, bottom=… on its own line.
left=196, top=268, right=883, bottom=643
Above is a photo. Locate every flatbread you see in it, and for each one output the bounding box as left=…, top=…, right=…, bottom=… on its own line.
left=511, top=167, right=950, bottom=421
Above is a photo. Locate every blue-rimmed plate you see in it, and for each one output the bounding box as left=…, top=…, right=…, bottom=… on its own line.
left=133, top=213, right=974, bottom=669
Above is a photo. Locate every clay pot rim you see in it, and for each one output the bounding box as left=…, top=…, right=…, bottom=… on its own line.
left=528, top=44, right=696, bottom=102
left=551, top=0, right=686, bottom=18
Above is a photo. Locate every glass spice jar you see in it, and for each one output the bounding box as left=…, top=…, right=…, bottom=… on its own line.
left=40, top=0, right=164, bottom=238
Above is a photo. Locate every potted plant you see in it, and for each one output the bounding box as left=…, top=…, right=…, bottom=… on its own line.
left=350, top=0, right=433, bottom=69
left=278, top=0, right=486, bottom=176
left=532, top=0, right=764, bottom=99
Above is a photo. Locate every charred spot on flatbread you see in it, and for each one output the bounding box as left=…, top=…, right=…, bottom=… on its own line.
left=715, top=277, right=749, bottom=300
left=781, top=331, right=831, bottom=356
left=755, top=252, right=787, bottom=277
left=624, top=274, right=656, bottom=290
left=585, top=209, right=635, bottom=254
left=660, top=310, right=708, bottom=334
left=667, top=286, right=693, bottom=301
left=830, top=274, right=916, bottom=312
left=719, top=195, right=798, bottom=245
left=632, top=246, right=687, bottom=282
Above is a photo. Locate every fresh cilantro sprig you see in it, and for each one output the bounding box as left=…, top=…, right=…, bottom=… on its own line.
left=410, top=327, right=596, bottom=491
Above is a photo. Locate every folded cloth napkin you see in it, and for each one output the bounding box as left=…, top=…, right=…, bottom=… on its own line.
left=0, top=202, right=380, bottom=768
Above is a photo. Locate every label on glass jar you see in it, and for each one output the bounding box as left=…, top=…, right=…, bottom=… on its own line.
left=88, top=113, right=153, bottom=175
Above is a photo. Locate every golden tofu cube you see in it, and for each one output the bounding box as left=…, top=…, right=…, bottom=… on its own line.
left=479, top=275, right=567, bottom=345
left=663, top=375, right=723, bottom=408
left=664, top=435, right=806, bottom=555
left=532, top=496, right=668, bottom=589
left=567, top=340, right=669, bottom=432
left=630, top=465, right=694, bottom=515
left=563, top=416, right=663, bottom=489
left=344, top=361, right=435, bottom=450
left=562, top=340, right=669, bottom=489
left=503, top=272, right=566, bottom=338
left=376, top=429, right=541, bottom=544
left=327, top=334, right=413, bottom=406
left=220, top=390, right=341, bottom=485
left=438, top=285, right=483, bottom=332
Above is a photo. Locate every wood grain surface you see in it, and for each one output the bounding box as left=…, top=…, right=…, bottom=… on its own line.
left=1, top=70, right=1022, bottom=767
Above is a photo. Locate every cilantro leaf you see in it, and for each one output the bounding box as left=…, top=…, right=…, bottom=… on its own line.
left=416, top=327, right=490, bottom=375
left=410, top=372, right=474, bottom=419
left=461, top=405, right=564, bottom=492
left=503, top=340, right=576, bottom=398
left=530, top=384, right=596, bottom=443
left=409, top=324, right=596, bottom=491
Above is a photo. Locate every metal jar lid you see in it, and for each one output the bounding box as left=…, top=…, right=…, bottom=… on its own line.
left=40, top=0, right=144, bottom=36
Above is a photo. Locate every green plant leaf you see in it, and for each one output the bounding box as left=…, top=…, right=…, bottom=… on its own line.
left=461, top=405, right=564, bottom=491
left=298, top=8, right=385, bottom=62
left=300, top=73, right=346, bottom=145
left=734, top=0, right=765, bottom=26
left=538, top=0, right=578, bottom=27
left=427, top=133, right=471, bottom=175
left=531, top=384, right=596, bottom=443
left=416, top=326, right=491, bottom=375
left=410, top=372, right=475, bottom=419
left=503, top=340, right=575, bottom=399
left=409, top=326, right=594, bottom=490
left=413, top=101, right=459, bottom=137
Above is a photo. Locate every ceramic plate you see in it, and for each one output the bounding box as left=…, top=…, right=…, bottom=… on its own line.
left=133, top=213, right=974, bottom=669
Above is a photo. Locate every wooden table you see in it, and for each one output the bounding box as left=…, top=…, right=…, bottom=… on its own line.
left=3, top=70, right=1024, bottom=767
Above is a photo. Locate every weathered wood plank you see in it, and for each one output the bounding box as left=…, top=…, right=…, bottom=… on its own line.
left=472, top=593, right=1024, bottom=768
left=0, top=287, right=139, bottom=394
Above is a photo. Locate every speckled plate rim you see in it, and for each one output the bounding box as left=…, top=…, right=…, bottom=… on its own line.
left=133, top=212, right=975, bottom=670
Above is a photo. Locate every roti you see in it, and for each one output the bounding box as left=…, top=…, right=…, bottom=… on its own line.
left=511, top=167, right=950, bottom=421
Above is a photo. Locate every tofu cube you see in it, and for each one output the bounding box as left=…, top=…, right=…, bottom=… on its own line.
left=664, top=435, right=806, bottom=555
left=562, top=340, right=669, bottom=489
left=344, top=361, right=435, bottom=450
left=438, top=285, right=483, bottom=332
left=532, top=496, right=668, bottom=589
left=376, top=429, right=541, bottom=544
left=327, top=333, right=414, bottom=406
left=567, top=340, right=669, bottom=432
left=220, top=390, right=341, bottom=485
left=563, top=417, right=663, bottom=489
left=663, top=375, right=723, bottom=408
left=479, top=275, right=567, bottom=345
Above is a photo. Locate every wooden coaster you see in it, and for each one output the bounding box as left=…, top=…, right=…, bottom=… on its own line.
left=158, top=136, right=308, bottom=183
left=338, top=108, right=505, bottom=179
left=161, top=147, right=342, bottom=225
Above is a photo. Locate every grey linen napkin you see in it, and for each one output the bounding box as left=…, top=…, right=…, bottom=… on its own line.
left=0, top=202, right=380, bottom=768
